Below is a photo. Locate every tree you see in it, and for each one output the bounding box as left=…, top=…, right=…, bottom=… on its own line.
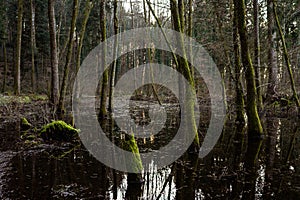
left=2, top=42, right=8, bottom=93
left=0, top=0, right=8, bottom=93
left=99, top=0, right=108, bottom=118
left=273, top=0, right=300, bottom=107
left=76, top=0, right=93, bottom=74
left=233, top=3, right=245, bottom=125
left=108, top=0, right=119, bottom=113
left=170, top=0, right=199, bottom=149
left=30, top=0, right=37, bottom=92
left=234, top=0, right=263, bottom=137
left=58, top=0, right=79, bottom=117
left=74, top=0, right=93, bottom=99
left=48, top=0, right=59, bottom=111
left=253, top=0, right=263, bottom=110
left=14, top=0, right=23, bottom=95
left=267, top=0, right=277, bottom=100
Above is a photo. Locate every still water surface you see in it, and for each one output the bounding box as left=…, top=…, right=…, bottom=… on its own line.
left=0, top=101, right=299, bottom=199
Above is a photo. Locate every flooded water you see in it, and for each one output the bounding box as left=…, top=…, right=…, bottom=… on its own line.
left=0, top=100, right=299, bottom=199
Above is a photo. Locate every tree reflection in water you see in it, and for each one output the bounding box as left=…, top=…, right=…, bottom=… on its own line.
left=0, top=115, right=299, bottom=199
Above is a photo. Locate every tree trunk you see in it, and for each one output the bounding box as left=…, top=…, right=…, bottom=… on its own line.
left=234, top=0, right=263, bottom=137
left=58, top=0, right=79, bottom=117
left=48, top=0, right=59, bottom=111
left=273, top=0, right=300, bottom=107
left=74, top=0, right=93, bottom=99
left=267, top=0, right=277, bottom=100
left=14, top=0, right=23, bottom=95
left=263, top=117, right=279, bottom=198
left=108, top=0, right=119, bottom=113
left=30, top=0, right=37, bottom=92
left=2, top=42, right=8, bottom=93
left=233, top=3, right=245, bottom=125
left=170, top=0, right=199, bottom=149
left=99, top=0, right=108, bottom=118
left=253, top=0, right=263, bottom=110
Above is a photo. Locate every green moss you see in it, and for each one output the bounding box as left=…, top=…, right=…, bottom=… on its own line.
left=280, top=98, right=292, bottom=107
left=24, top=139, right=40, bottom=147
left=39, top=120, right=79, bottom=142
left=29, top=94, right=48, bottom=101
left=21, top=117, right=31, bottom=126
left=20, top=96, right=31, bottom=103
left=122, top=134, right=143, bottom=173
left=0, top=94, right=48, bottom=106
left=20, top=117, right=32, bottom=130
left=26, top=134, right=36, bottom=140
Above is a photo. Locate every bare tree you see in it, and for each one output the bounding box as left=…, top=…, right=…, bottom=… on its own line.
left=267, top=0, right=277, bottom=100
left=253, top=0, right=262, bottom=110
left=273, top=0, right=300, bottom=107
left=58, top=0, right=79, bottom=117
left=30, top=0, right=37, bottom=92
left=99, top=0, right=108, bottom=118
left=48, top=0, right=59, bottom=111
left=233, top=2, right=245, bottom=125
left=2, top=43, right=8, bottom=93
left=14, top=0, right=23, bottom=95
left=108, top=0, right=119, bottom=113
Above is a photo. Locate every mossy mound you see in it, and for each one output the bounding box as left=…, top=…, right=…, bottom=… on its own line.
left=40, top=120, right=79, bottom=142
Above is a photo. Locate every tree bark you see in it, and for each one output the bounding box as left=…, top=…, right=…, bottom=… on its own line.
left=30, top=0, right=37, bottom=92
left=267, top=0, right=277, bottom=100
left=48, top=0, right=59, bottom=111
left=2, top=42, right=8, bottom=93
left=234, top=0, right=263, bottom=137
left=14, top=0, right=23, bottom=95
left=99, top=0, right=108, bottom=118
left=170, top=0, right=199, bottom=149
left=108, top=0, right=119, bottom=113
left=233, top=3, right=245, bottom=125
left=74, top=0, right=93, bottom=99
left=58, top=0, right=79, bottom=117
left=273, top=0, right=300, bottom=107
left=253, top=0, right=263, bottom=110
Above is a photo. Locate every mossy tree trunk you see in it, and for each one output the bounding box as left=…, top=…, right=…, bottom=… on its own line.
left=273, top=0, right=300, bottom=107
left=48, top=0, right=59, bottom=111
left=170, top=0, right=199, bottom=149
left=58, top=0, right=79, bottom=117
left=234, top=0, right=263, bottom=137
left=99, top=0, right=108, bottom=118
left=187, top=0, right=193, bottom=38
left=14, top=0, right=23, bottom=95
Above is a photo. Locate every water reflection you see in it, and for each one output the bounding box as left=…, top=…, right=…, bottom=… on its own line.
left=0, top=115, right=299, bottom=199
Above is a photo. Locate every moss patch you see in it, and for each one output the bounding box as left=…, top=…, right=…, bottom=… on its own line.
left=39, top=120, right=79, bottom=142
left=0, top=94, right=48, bottom=106
left=20, top=117, right=32, bottom=130
left=122, top=134, right=143, bottom=173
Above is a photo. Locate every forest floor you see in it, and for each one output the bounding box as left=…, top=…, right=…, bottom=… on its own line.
left=0, top=94, right=50, bottom=151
